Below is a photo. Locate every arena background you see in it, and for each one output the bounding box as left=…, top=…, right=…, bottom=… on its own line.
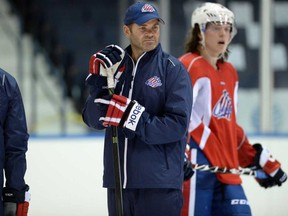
left=0, top=0, right=287, bottom=215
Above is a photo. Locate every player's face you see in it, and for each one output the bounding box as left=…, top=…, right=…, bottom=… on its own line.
left=124, top=19, right=160, bottom=60
left=204, top=23, right=232, bottom=57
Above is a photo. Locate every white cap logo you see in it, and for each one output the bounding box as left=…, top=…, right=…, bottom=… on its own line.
left=141, top=4, right=155, bottom=13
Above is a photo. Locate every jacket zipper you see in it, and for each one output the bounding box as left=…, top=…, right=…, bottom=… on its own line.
left=122, top=53, right=146, bottom=188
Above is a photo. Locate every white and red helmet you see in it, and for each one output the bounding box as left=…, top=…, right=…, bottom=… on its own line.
left=191, top=2, right=237, bottom=42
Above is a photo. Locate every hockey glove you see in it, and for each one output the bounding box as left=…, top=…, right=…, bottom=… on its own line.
left=184, top=158, right=194, bottom=181
left=253, top=143, right=287, bottom=188
left=94, top=94, right=145, bottom=131
left=256, top=168, right=287, bottom=188
left=3, top=186, right=31, bottom=216
left=183, top=143, right=194, bottom=181
left=89, top=44, right=125, bottom=77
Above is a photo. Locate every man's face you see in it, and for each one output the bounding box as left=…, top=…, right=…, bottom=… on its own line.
left=124, top=19, right=160, bottom=57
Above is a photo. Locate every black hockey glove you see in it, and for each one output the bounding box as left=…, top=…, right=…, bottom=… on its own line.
left=256, top=168, right=287, bottom=189
left=252, top=143, right=287, bottom=188
left=184, top=156, right=194, bottom=181
left=3, top=185, right=30, bottom=216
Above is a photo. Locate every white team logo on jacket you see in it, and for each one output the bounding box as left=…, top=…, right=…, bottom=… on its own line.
left=213, top=89, right=232, bottom=120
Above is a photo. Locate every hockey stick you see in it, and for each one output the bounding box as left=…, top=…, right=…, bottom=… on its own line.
left=192, top=164, right=268, bottom=179
left=107, top=75, right=123, bottom=216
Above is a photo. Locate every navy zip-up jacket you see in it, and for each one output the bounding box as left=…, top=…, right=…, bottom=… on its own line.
left=83, top=44, right=193, bottom=190
left=0, top=68, right=29, bottom=212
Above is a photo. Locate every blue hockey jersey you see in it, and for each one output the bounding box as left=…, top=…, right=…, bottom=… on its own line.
left=82, top=44, right=193, bottom=190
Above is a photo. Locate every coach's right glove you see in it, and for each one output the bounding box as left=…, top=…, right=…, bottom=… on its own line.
left=3, top=185, right=31, bottom=216
left=252, top=143, right=287, bottom=188
left=89, top=44, right=125, bottom=77
left=95, top=94, right=145, bottom=131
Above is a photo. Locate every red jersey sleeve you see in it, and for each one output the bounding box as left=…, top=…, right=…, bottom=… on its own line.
left=237, top=125, right=256, bottom=167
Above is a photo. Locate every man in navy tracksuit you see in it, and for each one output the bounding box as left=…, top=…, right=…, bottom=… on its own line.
left=82, top=2, right=193, bottom=215
left=0, top=68, right=30, bottom=216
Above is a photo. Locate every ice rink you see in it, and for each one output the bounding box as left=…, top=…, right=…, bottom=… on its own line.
left=26, top=135, right=288, bottom=216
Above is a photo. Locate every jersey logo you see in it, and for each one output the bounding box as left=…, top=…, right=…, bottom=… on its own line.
left=213, top=89, right=232, bottom=120
left=145, top=76, right=162, bottom=88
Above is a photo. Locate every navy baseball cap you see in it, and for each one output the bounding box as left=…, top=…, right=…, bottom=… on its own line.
left=124, top=2, right=165, bottom=25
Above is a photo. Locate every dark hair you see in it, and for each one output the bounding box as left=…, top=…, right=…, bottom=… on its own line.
left=184, top=24, right=230, bottom=63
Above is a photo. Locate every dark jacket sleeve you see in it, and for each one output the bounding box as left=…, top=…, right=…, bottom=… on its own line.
left=82, top=74, right=109, bottom=129
left=3, top=73, right=29, bottom=190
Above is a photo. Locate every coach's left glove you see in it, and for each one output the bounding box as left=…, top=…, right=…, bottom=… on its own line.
left=3, top=185, right=30, bottom=216
left=95, top=94, right=145, bottom=131
left=252, top=143, right=287, bottom=188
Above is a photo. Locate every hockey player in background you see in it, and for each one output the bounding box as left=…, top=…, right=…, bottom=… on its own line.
left=0, top=68, right=30, bottom=216
left=179, top=2, right=287, bottom=216
left=82, top=1, right=193, bottom=215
